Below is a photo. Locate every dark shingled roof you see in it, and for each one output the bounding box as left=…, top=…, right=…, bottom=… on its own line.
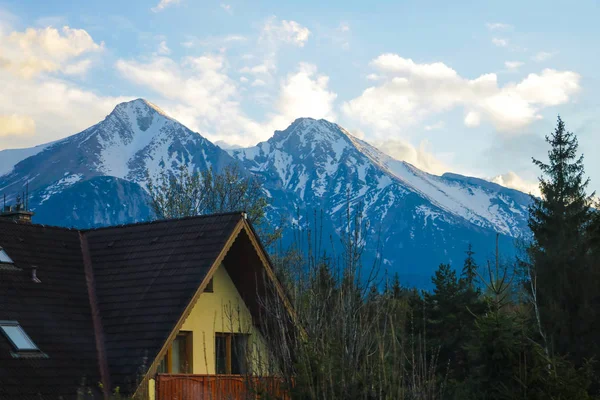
left=0, top=212, right=244, bottom=399
left=0, top=222, right=99, bottom=400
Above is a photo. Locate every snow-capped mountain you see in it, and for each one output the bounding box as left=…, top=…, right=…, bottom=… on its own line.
left=0, top=99, right=235, bottom=227
left=0, top=100, right=532, bottom=286
left=231, top=118, right=532, bottom=283
left=232, top=118, right=530, bottom=238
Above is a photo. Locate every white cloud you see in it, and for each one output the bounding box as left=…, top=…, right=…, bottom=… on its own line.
left=504, top=61, right=524, bottom=70
left=239, top=62, right=273, bottom=75
left=491, top=171, right=540, bottom=196
left=424, top=121, right=444, bottom=131
left=63, top=58, right=93, bottom=76
left=116, top=53, right=264, bottom=145
left=374, top=139, right=448, bottom=175
left=464, top=111, right=481, bottom=127
left=260, top=17, right=310, bottom=47
left=157, top=40, right=171, bottom=55
left=0, top=70, right=130, bottom=149
left=224, top=35, right=246, bottom=42
left=366, top=73, right=380, bottom=81
left=116, top=55, right=237, bottom=117
left=0, top=20, right=128, bottom=149
left=251, top=79, right=266, bottom=87
left=238, top=17, right=310, bottom=82
left=272, top=63, right=337, bottom=124
left=333, top=22, right=351, bottom=50
left=371, top=54, right=458, bottom=79
left=486, top=22, right=512, bottom=31
left=343, top=54, right=581, bottom=135
left=532, top=51, right=557, bottom=62
left=0, top=21, right=119, bottom=149
left=0, top=115, right=36, bottom=137
left=152, top=0, right=180, bottom=12
left=116, top=49, right=335, bottom=146
left=180, top=34, right=246, bottom=50
left=0, top=25, right=103, bottom=78
left=492, top=37, right=509, bottom=47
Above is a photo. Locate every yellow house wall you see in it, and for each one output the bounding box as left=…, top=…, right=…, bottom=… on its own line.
left=180, top=263, right=272, bottom=375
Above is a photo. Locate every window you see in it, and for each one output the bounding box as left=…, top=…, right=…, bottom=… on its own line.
left=215, top=333, right=248, bottom=375
left=203, top=277, right=214, bottom=293
left=157, top=331, right=193, bottom=374
left=0, top=248, right=13, bottom=264
left=0, top=321, right=38, bottom=351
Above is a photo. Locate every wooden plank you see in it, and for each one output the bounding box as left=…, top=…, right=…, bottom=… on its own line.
left=155, top=374, right=290, bottom=400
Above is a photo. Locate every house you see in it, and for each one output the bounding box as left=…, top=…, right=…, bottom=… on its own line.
left=0, top=209, right=294, bottom=400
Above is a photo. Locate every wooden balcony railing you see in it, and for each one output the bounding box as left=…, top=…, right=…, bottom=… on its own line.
left=155, top=374, right=291, bottom=400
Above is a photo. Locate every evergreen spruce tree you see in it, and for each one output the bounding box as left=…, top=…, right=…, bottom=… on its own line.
left=460, top=244, right=478, bottom=291
left=391, top=272, right=402, bottom=299
left=426, top=262, right=484, bottom=392
left=528, top=116, right=595, bottom=362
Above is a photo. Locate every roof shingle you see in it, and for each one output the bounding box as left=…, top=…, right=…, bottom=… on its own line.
left=0, top=212, right=244, bottom=399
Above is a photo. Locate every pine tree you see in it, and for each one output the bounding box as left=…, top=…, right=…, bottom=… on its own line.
left=390, top=272, right=402, bottom=299
left=528, top=116, right=595, bottom=362
left=425, top=263, right=483, bottom=389
left=460, top=243, right=477, bottom=291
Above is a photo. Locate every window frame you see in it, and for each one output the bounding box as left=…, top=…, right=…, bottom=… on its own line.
left=157, top=331, right=193, bottom=374
left=0, top=321, right=39, bottom=352
left=215, top=332, right=249, bottom=375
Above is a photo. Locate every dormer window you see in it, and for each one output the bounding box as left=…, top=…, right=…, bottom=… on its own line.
left=0, top=247, right=14, bottom=264
left=0, top=321, right=38, bottom=351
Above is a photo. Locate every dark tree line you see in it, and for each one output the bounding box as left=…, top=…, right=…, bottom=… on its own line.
left=256, top=116, right=600, bottom=400
left=145, top=116, right=600, bottom=399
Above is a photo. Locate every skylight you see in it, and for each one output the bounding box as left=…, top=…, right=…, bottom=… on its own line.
left=0, top=248, right=14, bottom=264
left=0, top=321, right=39, bottom=351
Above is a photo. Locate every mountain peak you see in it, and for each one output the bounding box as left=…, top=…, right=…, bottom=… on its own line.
left=289, top=117, right=338, bottom=130
left=111, top=98, right=170, bottom=119
left=273, top=117, right=354, bottom=146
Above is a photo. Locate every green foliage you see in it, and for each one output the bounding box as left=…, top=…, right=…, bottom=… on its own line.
left=423, top=251, right=486, bottom=396
left=261, top=208, right=446, bottom=400
left=146, top=164, right=267, bottom=222
left=460, top=244, right=477, bottom=290
left=134, top=115, right=600, bottom=399
left=146, top=164, right=281, bottom=246
left=262, top=207, right=598, bottom=400
left=527, top=116, right=598, bottom=363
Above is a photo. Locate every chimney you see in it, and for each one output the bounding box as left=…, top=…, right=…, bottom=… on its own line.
left=31, top=266, right=41, bottom=283
left=1, top=191, right=34, bottom=223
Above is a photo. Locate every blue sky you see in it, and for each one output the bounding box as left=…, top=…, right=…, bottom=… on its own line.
left=0, top=0, right=598, bottom=195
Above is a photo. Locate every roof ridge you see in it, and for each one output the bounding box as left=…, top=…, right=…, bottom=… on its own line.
left=0, top=211, right=245, bottom=232
left=80, top=211, right=245, bottom=232
left=0, top=218, right=79, bottom=232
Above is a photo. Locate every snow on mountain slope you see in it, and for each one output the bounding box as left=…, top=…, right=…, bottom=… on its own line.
left=231, top=117, right=530, bottom=283
left=0, top=98, right=235, bottom=221
left=0, top=106, right=532, bottom=286
left=71, top=98, right=232, bottom=182
left=232, top=118, right=407, bottom=239
left=232, top=117, right=531, bottom=239
left=346, top=135, right=530, bottom=237
left=0, top=142, right=55, bottom=177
